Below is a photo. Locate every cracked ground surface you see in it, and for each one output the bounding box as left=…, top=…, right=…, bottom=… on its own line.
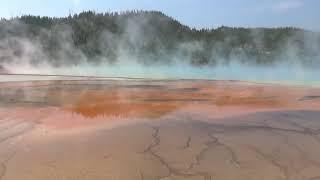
left=0, top=77, right=320, bottom=180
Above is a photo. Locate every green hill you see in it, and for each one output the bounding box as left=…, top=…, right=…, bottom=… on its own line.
left=0, top=10, right=319, bottom=67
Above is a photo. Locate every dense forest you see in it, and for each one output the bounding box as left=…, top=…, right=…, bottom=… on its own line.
left=0, top=10, right=319, bottom=68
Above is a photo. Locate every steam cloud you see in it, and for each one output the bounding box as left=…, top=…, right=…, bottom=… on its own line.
left=0, top=11, right=319, bottom=85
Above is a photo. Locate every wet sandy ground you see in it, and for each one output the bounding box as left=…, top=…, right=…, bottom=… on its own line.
left=0, top=77, right=320, bottom=180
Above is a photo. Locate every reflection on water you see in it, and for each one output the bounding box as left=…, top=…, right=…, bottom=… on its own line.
left=0, top=80, right=204, bottom=118
left=0, top=80, right=319, bottom=119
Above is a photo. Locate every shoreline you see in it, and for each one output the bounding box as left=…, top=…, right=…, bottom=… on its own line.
left=0, top=73, right=319, bottom=87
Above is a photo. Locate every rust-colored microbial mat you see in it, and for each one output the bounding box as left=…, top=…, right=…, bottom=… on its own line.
left=1, top=77, right=320, bottom=180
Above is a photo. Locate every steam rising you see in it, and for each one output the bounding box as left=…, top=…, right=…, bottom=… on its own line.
left=0, top=11, right=319, bottom=85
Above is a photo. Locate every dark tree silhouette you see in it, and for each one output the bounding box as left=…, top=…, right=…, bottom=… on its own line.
left=0, top=10, right=319, bottom=67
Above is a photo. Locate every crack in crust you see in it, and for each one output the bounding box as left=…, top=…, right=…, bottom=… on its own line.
left=248, top=145, right=289, bottom=180
left=143, top=126, right=212, bottom=180
left=0, top=152, right=16, bottom=180
left=182, top=136, right=191, bottom=150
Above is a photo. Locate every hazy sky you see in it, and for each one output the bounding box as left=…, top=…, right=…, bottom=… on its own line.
left=0, top=0, right=319, bottom=30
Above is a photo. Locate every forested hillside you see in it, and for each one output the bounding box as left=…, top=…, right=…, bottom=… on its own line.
left=0, top=10, right=319, bottom=67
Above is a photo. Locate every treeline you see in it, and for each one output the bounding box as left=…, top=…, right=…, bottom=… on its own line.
left=0, top=10, right=319, bottom=67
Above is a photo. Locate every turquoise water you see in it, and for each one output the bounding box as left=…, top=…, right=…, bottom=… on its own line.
left=6, top=62, right=320, bottom=86
left=46, top=63, right=319, bottom=86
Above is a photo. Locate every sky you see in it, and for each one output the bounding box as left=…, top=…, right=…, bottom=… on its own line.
left=0, top=0, right=319, bottom=31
